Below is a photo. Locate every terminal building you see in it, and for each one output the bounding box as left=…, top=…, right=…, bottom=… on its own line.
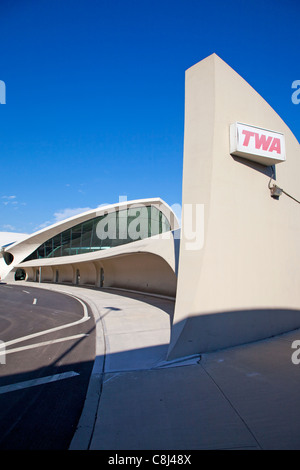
left=1, top=53, right=300, bottom=361
left=0, top=198, right=180, bottom=298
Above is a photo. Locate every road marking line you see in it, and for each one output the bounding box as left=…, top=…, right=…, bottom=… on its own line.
left=22, top=290, right=30, bottom=294
left=0, top=371, right=80, bottom=395
left=103, top=373, right=122, bottom=385
left=0, top=334, right=88, bottom=356
left=33, top=298, right=37, bottom=304
left=2, top=293, right=90, bottom=348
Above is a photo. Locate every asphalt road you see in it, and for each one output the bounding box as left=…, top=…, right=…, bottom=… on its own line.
left=0, top=283, right=96, bottom=450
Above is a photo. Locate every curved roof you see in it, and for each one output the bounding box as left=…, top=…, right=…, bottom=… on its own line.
left=7, top=198, right=178, bottom=252
left=0, top=198, right=179, bottom=280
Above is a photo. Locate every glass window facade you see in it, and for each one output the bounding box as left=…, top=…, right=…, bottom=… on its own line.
left=24, top=206, right=171, bottom=262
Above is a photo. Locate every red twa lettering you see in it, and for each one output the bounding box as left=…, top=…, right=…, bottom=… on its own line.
left=242, top=130, right=255, bottom=146
left=269, top=138, right=281, bottom=154
left=242, top=130, right=281, bottom=154
left=254, top=133, right=272, bottom=151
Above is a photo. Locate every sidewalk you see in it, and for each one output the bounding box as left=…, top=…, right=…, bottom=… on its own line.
left=11, top=281, right=300, bottom=450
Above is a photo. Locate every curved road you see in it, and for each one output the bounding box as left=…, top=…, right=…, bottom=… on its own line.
left=0, top=283, right=95, bottom=450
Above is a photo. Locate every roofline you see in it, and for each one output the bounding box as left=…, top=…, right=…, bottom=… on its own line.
left=5, top=198, right=179, bottom=253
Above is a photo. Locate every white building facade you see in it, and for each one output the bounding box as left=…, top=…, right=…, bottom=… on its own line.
left=0, top=198, right=180, bottom=298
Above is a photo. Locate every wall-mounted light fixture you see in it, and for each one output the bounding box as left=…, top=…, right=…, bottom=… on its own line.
left=269, top=183, right=283, bottom=200
left=268, top=178, right=300, bottom=203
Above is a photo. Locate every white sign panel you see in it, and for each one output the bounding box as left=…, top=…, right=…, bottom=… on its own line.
left=230, top=122, right=286, bottom=166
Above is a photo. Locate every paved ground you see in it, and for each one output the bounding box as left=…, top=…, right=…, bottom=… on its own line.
left=6, top=281, right=300, bottom=450
left=0, top=283, right=95, bottom=449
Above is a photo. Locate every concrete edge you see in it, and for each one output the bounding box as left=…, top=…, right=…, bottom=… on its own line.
left=68, top=293, right=106, bottom=450
left=6, top=280, right=107, bottom=451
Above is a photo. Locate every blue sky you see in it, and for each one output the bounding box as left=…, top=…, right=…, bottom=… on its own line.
left=0, top=0, right=299, bottom=234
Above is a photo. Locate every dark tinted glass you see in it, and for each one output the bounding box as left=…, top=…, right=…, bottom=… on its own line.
left=23, top=206, right=171, bottom=262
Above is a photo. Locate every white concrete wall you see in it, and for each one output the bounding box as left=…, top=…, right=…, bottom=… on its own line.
left=168, top=54, right=300, bottom=359
left=99, top=253, right=177, bottom=296
left=20, top=252, right=176, bottom=297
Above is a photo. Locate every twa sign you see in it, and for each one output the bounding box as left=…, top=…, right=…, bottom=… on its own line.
left=230, top=122, right=286, bottom=166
